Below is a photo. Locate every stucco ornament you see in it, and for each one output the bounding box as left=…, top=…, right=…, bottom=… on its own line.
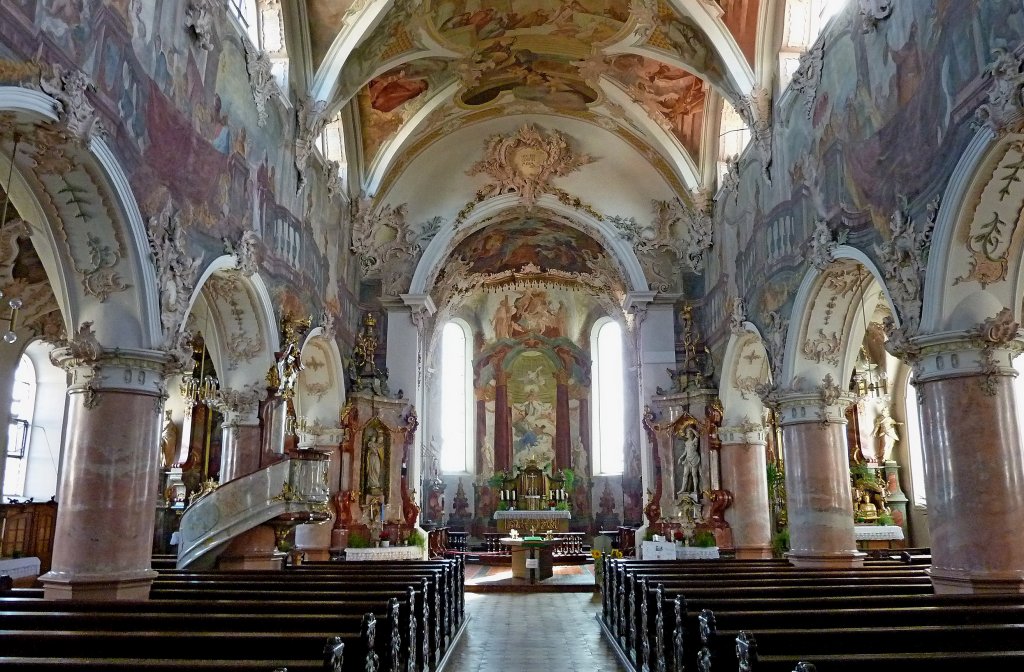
left=807, top=218, right=847, bottom=270
left=244, top=42, right=278, bottom=128
left=737, top=86, right=772, bottom=182
left=790, top=41, right=824, bottom=120
left=147, top=200, right=201, bottom=349
left=294, top=96, right=329, bottom=193
left=350, top=199, right=422, bottom=296
left=54, top=321, right=103, bottom=365
left=802, top=329, right=842, bottom=366
left=205, top=273, right=264, bottom=370
left=729, top=297, right=747, bottom=335
left=628, top=0, right=659, bottom=42
left=816, top=373, right=844, bottom=425
left=975, top=48, right=1024, bottom=135
left=858, top=0, right=893, bottom=33
left=39, top=65, right=100, bottom=144
left=971, top=307, right=1022, bottom=396
left=465, top=125, right=594, bottom=208
left=224, top=228, right=261, bottom=278
left=873, top=194, right=935, bottom=338
left=754, top=310, right=788, bottom=406
left=324, top=160, right=344, bottom=201
left=216, top=381, right=267, bottom=418
left=721, top=155, right=740, bottom=199
left=184, top=0, right=217, bottom=51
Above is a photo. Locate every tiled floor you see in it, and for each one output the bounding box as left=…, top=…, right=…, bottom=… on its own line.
left=444, top=592, right=624, bottom=671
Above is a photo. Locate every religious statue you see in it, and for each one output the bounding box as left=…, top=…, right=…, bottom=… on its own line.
left=599, top=480, right=616, bottom=516
left=873, top=406, right=901, bottom=463
left=159, top=409, right=178, bottom=469
left=332, top=490, right=354, bottom=530
left=856, top=492, right=879, bottom=523
left=364, top=433, right=386, bottom=495
left=403, top=489, right=420, bottom=529
left=452, top=479, right=470, bottom=518
left=676, top=430, right=702, bottom=496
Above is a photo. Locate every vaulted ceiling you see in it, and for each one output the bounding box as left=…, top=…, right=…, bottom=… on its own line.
left=292, top=1, right=766, bottom=203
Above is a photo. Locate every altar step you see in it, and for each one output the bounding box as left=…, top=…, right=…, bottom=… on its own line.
left=464, top=562, right=598, bottom=593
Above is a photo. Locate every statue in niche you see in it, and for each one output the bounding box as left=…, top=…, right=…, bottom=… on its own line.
left=599, top=480, right=616, bottom=515
left=360, top=421, right=391, bottom=501
left=675, top=427, right=702, bottom=497
left=159, top=409, right=178, bottom=468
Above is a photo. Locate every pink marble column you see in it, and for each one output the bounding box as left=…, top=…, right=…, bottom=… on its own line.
left=218, top=385, right=266, bottom=483
left=912, top=334, right=1024, bottom=593
left=778, top=391, right=863, bottom=569
left=41, top=347, right=172, bottom=600
left=719, top=426, right=772, bottom=559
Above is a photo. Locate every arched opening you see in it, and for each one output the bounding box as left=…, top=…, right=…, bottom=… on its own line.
left=591, top=317, right=624, bottom=476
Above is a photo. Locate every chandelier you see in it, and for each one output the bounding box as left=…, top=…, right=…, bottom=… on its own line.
left=179, top=333, right=220, bottom=406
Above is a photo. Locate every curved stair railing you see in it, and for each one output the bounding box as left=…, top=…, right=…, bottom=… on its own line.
left=176, top=452, right=331, bottom=568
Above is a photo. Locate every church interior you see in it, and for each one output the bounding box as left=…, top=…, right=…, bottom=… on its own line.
left=2, top=0, right=1024, bottom=669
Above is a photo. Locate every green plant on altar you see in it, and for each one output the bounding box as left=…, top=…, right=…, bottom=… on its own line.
left=561, top=468, right=575, bottom=492
left=347, top=529, right=371, bottom=549
left=771, top=528, right=790, bottom=558
left=487, top=472, right=505, bottom=488
left=497, top=501, right=510, bottom=511
left=407, top=529, right=427, bottom=550
left=643, top=528, right=654, bottom=542
left=692, top=530, right=716, bottom=548
left=877, top=512, right=895, bottom=526
left=766, top=461, right=784, bottom=489
left=555, top=501, right=570, bottom=511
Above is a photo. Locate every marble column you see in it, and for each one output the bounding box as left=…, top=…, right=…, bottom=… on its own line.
left=41, top=346, right=173, bottom=600
left=777, top=390, right=863, bottom=569
left=911, top=332, right=1024, bottom=593
left=217, top=384, right=265, bottom=483
left=494, top=369, right=512, bottom=471
left=719, top=425, right=773, bottom=559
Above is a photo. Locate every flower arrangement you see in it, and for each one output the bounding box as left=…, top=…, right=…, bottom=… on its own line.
left=591, top=549, right=625, bottom=590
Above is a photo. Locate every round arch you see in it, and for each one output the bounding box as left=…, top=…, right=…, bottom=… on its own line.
left=408, top=195, right=650, bottom=296
left=719, top=323, right=770, bottom=427
left=782, top=248, right=896, bottom=386
left=0, top=86, right=161, bottom=349
left=296, top=326, right=347, bottom=424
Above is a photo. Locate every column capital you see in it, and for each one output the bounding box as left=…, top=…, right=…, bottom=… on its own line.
left=910, top=329, right=1024, bottom=390
left=50, top=344, right=175, bottom=399
left=215, top=381, right=267, bottom=421
left=771, top=374, right=856, bottom=427
left=719, top=423, right=768, bottom=445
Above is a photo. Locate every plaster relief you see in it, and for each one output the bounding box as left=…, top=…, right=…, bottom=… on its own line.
left=874, top=194, right=936, bottom=334
left=205, top=272, right=265, bottom=370
left=974, top=48, right=1024, bottom=136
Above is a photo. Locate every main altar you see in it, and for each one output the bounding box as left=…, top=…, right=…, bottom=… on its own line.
left=494, top=509, right=571, bottom=533
left=491, top=459, right=571, bottom=532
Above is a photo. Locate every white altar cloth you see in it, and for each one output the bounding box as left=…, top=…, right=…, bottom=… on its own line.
left=494, top=510, right=572, bottom=520
left=854, top=525, right=904, bottom=541
left=0, top=556, right=41, bottom=579
left=344, top=546, right=424, bottom=561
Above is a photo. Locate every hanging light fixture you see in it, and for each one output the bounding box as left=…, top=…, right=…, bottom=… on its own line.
left=0, top=131, right=24, bottom=344
left=179, top=332, right=221, bottom=407
left=850, top=267, right=888, bottom=400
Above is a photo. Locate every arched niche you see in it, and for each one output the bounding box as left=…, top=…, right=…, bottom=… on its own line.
left=296, top=327, right=347, bottom=427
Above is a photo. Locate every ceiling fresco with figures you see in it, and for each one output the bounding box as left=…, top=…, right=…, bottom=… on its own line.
left=297, top=0, right=761, bottom=207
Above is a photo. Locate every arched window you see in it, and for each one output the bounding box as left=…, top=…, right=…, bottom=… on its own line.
left=591, top=318, right=625, bottom=475
left=718, top=98, right=750, bottom=182
left=228, top=0, right=290, bottom=90
left=903, top=377, right=927, bottom=508
left=440, top=320, right=472, bottom=473
left=779, top=0, right=845, bottom=84
left=3, top=354, right=36, bottom=497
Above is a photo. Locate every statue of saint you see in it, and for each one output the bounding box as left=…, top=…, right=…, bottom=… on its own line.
left=676, top=430, right=701, bottom=496
left=873, top=406, right=902, bottom=463
left=364, top=433, right=386, bottom=495
left=159, top=410, right=178, bottom=469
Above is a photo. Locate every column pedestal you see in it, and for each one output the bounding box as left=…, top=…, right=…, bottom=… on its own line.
left=778, top=392, right=863, bottom=569
left=912, top=333, right=1024, bottom=593
left=40, top=347, right=173, bottom=600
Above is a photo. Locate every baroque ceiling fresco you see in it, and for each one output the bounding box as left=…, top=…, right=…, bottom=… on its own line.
left=301, top=0, right=763, bottom=202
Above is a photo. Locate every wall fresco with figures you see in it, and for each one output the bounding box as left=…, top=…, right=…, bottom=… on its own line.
left=710, top=1, right=1024, bottom=340
left=0, top=1, right=361, bottom=344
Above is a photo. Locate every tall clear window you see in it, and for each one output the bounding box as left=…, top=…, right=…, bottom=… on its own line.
left=228, top=0, right=290, bottom=90
left=440, top=321, right=472, bottom=473
left=4, top=354, right=36, bottom=497
left=718, top=99, right=750, bottom=183
left=592, top=319, right=625, bottom=475
left=903, top=377, right=926, bottom=508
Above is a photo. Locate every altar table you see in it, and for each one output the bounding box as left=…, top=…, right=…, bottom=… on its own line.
left=0, top=556, right=40, bottom=579
left=494, top=510, right=570, bottom=533
left=500, top=537, right=558, bottom=583
left=854, top=524, right=905, bottom=550
left=344, top=546, right=424, bottom=561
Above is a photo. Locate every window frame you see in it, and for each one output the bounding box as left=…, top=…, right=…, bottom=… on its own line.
left=439, top=319, right=473, bottom=474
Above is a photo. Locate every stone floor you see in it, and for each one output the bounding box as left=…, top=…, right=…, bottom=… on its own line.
left=444, top=592, right=624, bottom=671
